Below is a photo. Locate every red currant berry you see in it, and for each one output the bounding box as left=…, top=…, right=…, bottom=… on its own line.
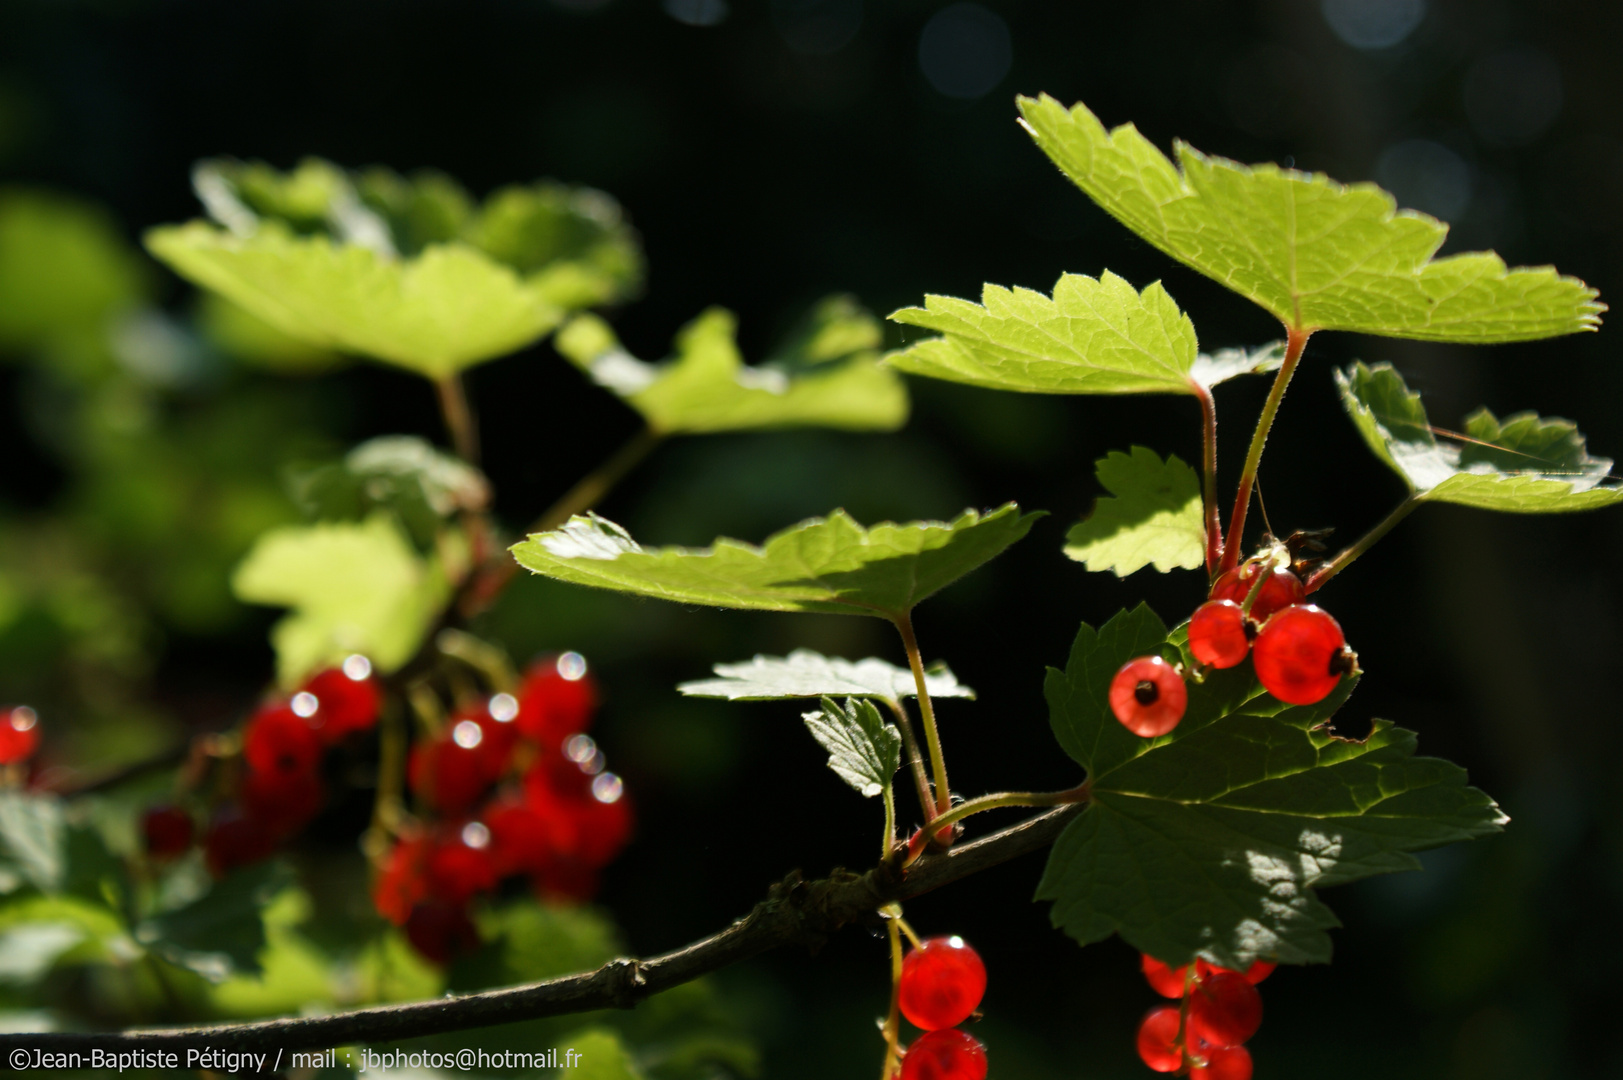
left=408, top=729, right=496, bottom=816
left=1136, top=1004, right=1187, bottom=1073
left=900, top=1028, right=988, bottom=1080
left=300, top=660, right=381, bottom=742
left=1109, top=656, right=1187, bottom=737
left=1188, top=600, right=1251, bottom=669
left=204, top=807, right=278, bottom=877
left=483, top=796, right=557, bottom=879
left=1190, top=1045, right=1253, bottom=1080
left=1252, top=604, right=1355, bottom=706
left=425, top=823, right=498, bottom=906
left=898, top=936, right=987, bottom=1031
left=1196, top=958, right=1276, bottom=985
left=373, top=836, right=431, bottom=926
left=141, top=805, right=194, bottom=859
left=1140, top=952, right=1192, bottom=998
left=243, top=704, right=322, bottom=780
left=522, top=753, right=634, bottom=868
left=242, top=766, right=324, bottom=838
left=1188, top=971, right=1263, bottom=1049
left=1211, top=564, right=1303, bottom=622
left=404, top=899, right=480, bottom=965
left=0, top=706, right=40, bottom=764
left=515, top=653, right=598, bottom=745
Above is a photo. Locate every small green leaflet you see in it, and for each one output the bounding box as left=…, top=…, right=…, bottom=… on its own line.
left=888, top=272, right=1200, bottom=396
left=678, top=649, right=974, bottom=703
left=1017, top=95, right=1603, bottom=342
left=1336, top=362, right=1623, bottom=512
left=1036, top=605, right=1504, bottom=969
left=555, top=300, right=908, bottom=435
left=137, top=861, right=294, bottom=982
left=802, top=697, right=902, bottom=798
left=510, top=504, right=1042, bottom=621
left=232, top=512, right=454, bottom=686
left=1064, top=448, right=1204, bottom=575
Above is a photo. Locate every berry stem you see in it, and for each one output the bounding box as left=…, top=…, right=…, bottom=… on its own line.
left=1304, top=495, right=1421, bottom=594
left=1193, top=380, right=1223, bottom=576
left=880, top=917, right=905, bottom=1080
left=365, top=698, right=409, bottom=859
left=893, top=613, right=952, bottom=822
left=901, top=784, right=1089, bottom=868
left=882, top=699, right=939, bottom=826
left=1222, top=325, right=1312, bottom=572
left=434, top=374, right=480, bottom=466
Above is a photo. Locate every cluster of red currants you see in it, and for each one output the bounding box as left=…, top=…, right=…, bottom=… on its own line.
left=1136, top=952, right=1271, bottom=1079
left=141, top=656, right=383, bottom=875
left=1109, top=558, right=1358, bottom=737
left=896, top=936, right=989, bottom=1080
left=0, top=705, right=40, bottom=767
left=372, top=653, right=633, bottom=964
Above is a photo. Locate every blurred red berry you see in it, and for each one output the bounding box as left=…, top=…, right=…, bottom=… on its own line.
left=141, top=805, right=194, bottom=859
left=409, top=730, right=495, bottom=816
left=483, top=796, right=556, bottom=879
left=204, top=807, right=278, bottom=877
left=300, top=660, right=381, bottom=742
left=373, top=836, right=431, bottom=925
left=425, top=823, right=497, bottom=906
left=242, top=766, right=324, bottom=838
left=1140, top=952, right=1192, bottom=998
left=404, top=899, right=480, bottom=965
left=900, top=1028, right=987, bottom=1080
left=1188, top=971, right=1263, bottom=1049
left=514, top=653, right=597, bottom=746
left=1190, top=1044, right=1253, bottom=1080
left=1196, top=958, right=1276, bottom=985
left=243, top=704, right=322, bottom=780
left=523, top=758, right=632, bottom=867
left=0, top=706, right=40, bottom=765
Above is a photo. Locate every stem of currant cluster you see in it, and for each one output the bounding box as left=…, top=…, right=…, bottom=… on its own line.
left=1304, top=495, right=1421, bottom=594
left=880, top=917, right=905, bottom=1079
left=434, top=374, right=480, bottom=466
left=900, top=785, right=1089, bottom=868
left=1221, top=325, right=1312, bottom=571
left=534, top=426, right=664, bottom=533
left=882, top=699, right=937, bottom=825
left=893, top=613, right=951, bottom=820
left=1193, top=381, right=1222, bottom=577
left=365, top=698, right=409, bottom=857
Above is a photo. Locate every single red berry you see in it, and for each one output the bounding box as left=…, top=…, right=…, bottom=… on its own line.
left=408, top=729, right=495, bottom=816
left=1140, top=952, right=1193, bottom=998
left=900, top=1028, right=988, bottom=1080
left=243, top=703, right=322, bottom=780
left=522, top=753, right=634, bottom=867
left=1188, top=971, right=1263, bottom=1049
left=242, top=766, right=324, bottom=838
left=514, top=653, right=598, bottom=745
left=1252, top=604, right=1355, bottom=706
left=204, top=807, right=278, bottom=877
left=1211, top=564, right=1303, bottom=622
left=1196, top=958, right=1276, bottom=985
left=300, top=661, right=381, bottom=742
left=373, top=835, right=431, bottom=925
left=425, top=823, right=498, bottom=905
left=0, top=706, right=40, bottom=764
left=1136, top=1004, right=1187, bottom=1073
left=898, top=936, right=987, bottom=1031
left=141, top=805, right=195, bottom=859
left=483, top=796, right=558, bottom=879
left=404, top=899, right=481, bottom=965
left=1188, top=600, right=1252, bottom=669
left=1190, top=1044, right=1253, bottom=1080
left=1109, top=656, right=1187, bottom=737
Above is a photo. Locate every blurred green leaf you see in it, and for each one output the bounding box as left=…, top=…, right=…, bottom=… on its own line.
left=802, top=696, right=900, bottom=798
left=1063, top=447, right=1204, bottom=575
left=1336, top=362, right=1623, bottom=512
left=1018, top=94, right=1603, bottom=342
left=0, top=895, right=135, bottom=981
left=0, top=794, right=63, bottom=894
left=232, top=512, right=455, bottom=685
left=511, top=504, right=1041, bottom=621
left=137, top=861, right=293, bottom=983
left=678, top=649, right=974, bottom=703
left=447, top=900, right=621, bottom=994
left=558, top=1028, right=647, bottom=1079
left=556, top=301, right=907, bottom=435
left=1037, top=605, right=1505, bottom=969
left=462, top=181, right=642, bottom=308
left=887, top=272, right=1199, bottom=396
left=288, top=435, right=490, bottom=550
left=0, top=188, right=150, bottom=352
left=194, top=292, right=346, bottom=373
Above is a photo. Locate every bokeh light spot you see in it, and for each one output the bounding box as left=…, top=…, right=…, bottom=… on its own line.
left=918, top=4, right=1012, bottom=101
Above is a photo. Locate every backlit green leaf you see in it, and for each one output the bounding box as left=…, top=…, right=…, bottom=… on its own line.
left=1064, top=447, right=1204, bottom=575
left=678, top=649, right=974, bottom=703
left=887, top=272, right=1199, bottom=395
left=138, top=861, right=293, bottom=982
left=802, top=697, right=902, bottom=798
left=232, top=512, right=455, bottom=686
left=556, top=300, right=907, bottom=435
left=510, top=504, right=1041, bottom=621
left=1018, top=95, right=1603, bottom=342
left=557, top=1028, right=647, bottom=1080
left=1336, top=362, right=1623, bottom=512
left=1036, top=605, right=1504, bottom=969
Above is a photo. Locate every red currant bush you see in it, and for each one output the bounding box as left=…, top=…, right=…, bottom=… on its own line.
left=898, top=936, right=987, bottom=1031
left=1109, top=656, right=1187, bottom=737
left=900, top=1028, right=988, bottom=1080
left=1252, top=604, right=1356, bottom=706
left=1188, top=600, right=1251, bottom=669
left=1135, top=1004, right=1186, bottom=1073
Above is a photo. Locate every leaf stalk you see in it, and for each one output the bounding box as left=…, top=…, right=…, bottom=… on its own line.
left=893, top=613, right=952, bottom=822
left=1304, top=495, right=1421, bottom=594
left=1193, top=381, right=1222, bottom=576
left=1222, top=326, right=1311, bottom=571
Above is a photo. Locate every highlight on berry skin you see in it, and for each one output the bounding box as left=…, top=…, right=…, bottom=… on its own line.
left=1109, top=655, right=1187, bottom=737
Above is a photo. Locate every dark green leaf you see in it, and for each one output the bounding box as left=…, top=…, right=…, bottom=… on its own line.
left=1063, top=447, right=1204, bottom=575
left=137, top=860, right=293, bottom=982
left=678, top=649, right=974, bottom=703
left=802, top=697, right=902, bottom=798
left=447, top=900, right=621, bottom=994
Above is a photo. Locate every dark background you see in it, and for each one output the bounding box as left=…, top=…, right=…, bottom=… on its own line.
left=2, top=0, right=1621, bottom=1076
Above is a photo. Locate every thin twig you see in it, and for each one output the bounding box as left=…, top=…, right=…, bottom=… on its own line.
left=434, top=375, right=480, bottom=466
left=1304, top=496, right=1421, bottom=594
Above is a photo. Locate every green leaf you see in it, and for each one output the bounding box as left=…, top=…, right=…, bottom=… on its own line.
left=1036, top=605, right=1505, bottom=969
left=802, top=697, right=902, bottom=798
left=556, top=1028, right=647, bottom=1080
left=1063, top=447, right=1204, bottom=575
left=678, top=648, right=974, bottom=703
left=232, top=512, right=455, bottom=686
left=1189, top=341, right=1285, bottom=390
left=555, top=301, right=908, bottom=435
left=447, top=900, right=621, bottom=994
left=510, top=504, right=1041, bottom=621
left=1335, top=362, right=1623, bottom=512
left=887, top=272, right=1200, bottom=396
left=0, top=895, right=135, bottom=981
left=137, top=861, right=293, bottom=982
left=288, top=435, right=490, bottom=550
left=1017, top=95, right=1603, bottom=342
left=0, top=794, right=64, bottom=893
